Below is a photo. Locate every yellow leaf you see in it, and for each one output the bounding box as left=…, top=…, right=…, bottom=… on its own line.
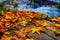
left=51, top=28, right=57, bottom=32
left=20, top=21, right=27, bottom=26
left=26, top=38, right=34, bottom=40
left=4, top=32, right=10, bottom=34
left=42, top=21, right=48, bottom=26
left=56, top=31, right=60, bottom=34
left=57, top=17, right=60, bottom=20
left=31, top=27, right=42, bottom=35
left=55, top=24, right=60, bottom=28
left=1, top=35, right=12, bottom=40
left=29, top=18, right=32, bottom=21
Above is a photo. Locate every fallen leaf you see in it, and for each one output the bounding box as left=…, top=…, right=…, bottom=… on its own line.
left=20, top=21, right=28, bottom=26
left=55, top=23, right=60, bottom=28
left=1, top=35, right=12, bottom=40
left=31, top=27, right=43, bottom=35
left=26, top=38, right=34, bottom=40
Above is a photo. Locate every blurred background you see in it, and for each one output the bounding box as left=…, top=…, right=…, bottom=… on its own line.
left=0, top=0, right=60, bottom=17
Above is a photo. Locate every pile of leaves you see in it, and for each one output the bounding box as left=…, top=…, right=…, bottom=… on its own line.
left=0, top=10, right=60, bottom=40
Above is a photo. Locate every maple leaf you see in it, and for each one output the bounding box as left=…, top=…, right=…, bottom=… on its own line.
left=4, top=32, right=10, bottom=34
left=1, top=35, right=12, bottom=40
left=51, top=28, right=57, bottom=32
left=51, top=28, right=60, bottom=34
left=57, top=17, right=60, bottom=21
left=31, top=27, right=43, bottom=35
left=26, top=38, right=34, bottom=40
left=20, top=21, right=28, bottom=26
left=54, top=23, right=60, bottom=28
left=42, top=21, right=48, bottom=27
left=56, top=31, right=60, bottom=34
